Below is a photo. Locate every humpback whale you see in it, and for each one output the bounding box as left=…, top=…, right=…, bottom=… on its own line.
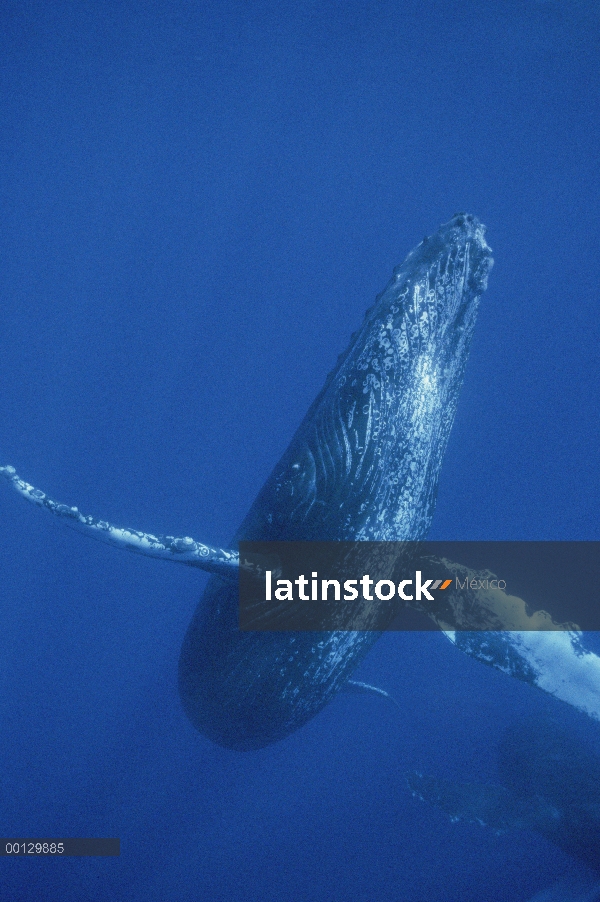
left=0, top=213, right=493, bottom=749
left=408, top=715, right=600, bottom=898
left=5, top=214, right=600, bottom=749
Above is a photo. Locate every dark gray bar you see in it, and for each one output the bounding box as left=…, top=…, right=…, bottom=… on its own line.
left=0, top=839, right=120, bottom=856
left=239, top=541, right=600, bottom=631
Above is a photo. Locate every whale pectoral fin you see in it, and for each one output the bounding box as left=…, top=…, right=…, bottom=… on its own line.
left=419, top=556, right=600, bottom=725
left=406, top=771, right=553, bottom=834
left=0, top=465, right=239, bottom=579
left=343, top=680, right=401, bottom=709
left=444, top=629, right=600, bottom=725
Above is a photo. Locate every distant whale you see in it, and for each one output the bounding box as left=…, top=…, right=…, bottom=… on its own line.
left=408, top=715, right=600, bottom=901
left=0, top=214, right=493, bottom=749
left=526, top=880, right=600, bottom=902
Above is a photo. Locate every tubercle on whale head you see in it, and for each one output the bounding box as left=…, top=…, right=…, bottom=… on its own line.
left=395, top=213, right=493, bottom=293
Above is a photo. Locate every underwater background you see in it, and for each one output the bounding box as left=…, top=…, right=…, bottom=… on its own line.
left=1, top=1, right=600, bottom=899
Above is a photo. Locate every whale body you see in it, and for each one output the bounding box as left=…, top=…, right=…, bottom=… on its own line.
left=1, top=214, right=493, bottom=749
left=179, top=213, right=492, bottom=748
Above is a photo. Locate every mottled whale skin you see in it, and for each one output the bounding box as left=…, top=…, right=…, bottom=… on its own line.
left=179, top=213, right=492, bottom=748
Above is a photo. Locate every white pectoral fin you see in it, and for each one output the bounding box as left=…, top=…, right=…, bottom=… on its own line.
left=426, top=556, right=600, bottom=724
left=444, top=629, right=600, bottom=723
left=0, top=465, right=239, bottom=579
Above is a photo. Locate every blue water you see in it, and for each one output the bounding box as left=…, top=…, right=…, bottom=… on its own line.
left=1, top=2, right=599, bottom=899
